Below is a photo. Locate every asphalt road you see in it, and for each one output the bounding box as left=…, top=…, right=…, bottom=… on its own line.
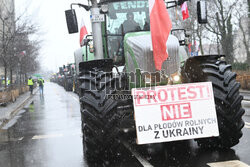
left=0, top=82, right=250, bottom=167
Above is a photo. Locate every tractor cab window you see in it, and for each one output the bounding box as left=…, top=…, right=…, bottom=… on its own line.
left=106, top=0, right=149, bottom=63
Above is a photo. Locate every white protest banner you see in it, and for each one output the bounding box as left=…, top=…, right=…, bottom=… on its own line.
left=132, top=82, right=219, bottom=145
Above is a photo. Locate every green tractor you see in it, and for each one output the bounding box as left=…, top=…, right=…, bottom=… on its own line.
left=65, top=0, right=245, bottom=160
left=62, top=63, right=76, bottom=92
left=57, top=67, right=65, bottom=87
left=74, top=44, right=94, bottom=94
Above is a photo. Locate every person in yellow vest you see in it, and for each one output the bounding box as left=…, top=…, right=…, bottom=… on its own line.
left=2, top=79, right=5, bottom=86
left=38, top=78, right=44, bottom=95
left=28, top=77, right=34, bottom=94
left=7, top=79, right=10, bottom=86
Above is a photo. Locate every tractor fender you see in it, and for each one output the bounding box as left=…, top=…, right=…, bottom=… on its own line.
left=182, top=55, right=224, bottom=81
left=183, top=55, right=223, bottom=71
left=185, top=55, right=222, bottom=64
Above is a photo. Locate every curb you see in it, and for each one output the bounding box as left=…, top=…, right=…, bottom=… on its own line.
left=240, top=89, right=250, bottom=93
left=0, top=88, right=38, bottom=129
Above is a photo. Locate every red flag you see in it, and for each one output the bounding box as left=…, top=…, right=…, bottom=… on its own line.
left=20, top=51, right=26, bottom=56
left=188, top=43, right=192, bottom=53
left=79, top=18, right=88, bottom=46
left=181, top=2, right=189, bottom=20
left=149, top=0, right=172, bottom=70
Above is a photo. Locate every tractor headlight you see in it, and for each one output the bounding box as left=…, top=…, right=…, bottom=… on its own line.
left=142, top=71, right=168, bottom=85
left=173, top=75, right=180, bottom=82
left=169, top=72, right=181, bottom=84
left=145, top=75, right=151, bottom=84
left=89, top=44, right=94, bottom=53
left=141, top=73, right=151, bottom=84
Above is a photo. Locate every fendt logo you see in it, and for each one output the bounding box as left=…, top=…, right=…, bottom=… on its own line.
left=161, top=102, right=192, bottom=121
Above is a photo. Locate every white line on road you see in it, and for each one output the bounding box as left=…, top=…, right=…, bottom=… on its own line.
left=245, top=125, right=250, bottom=129
left=207, top=160, right=250, bottom=167
left=69, top=94, right=79, bottom=102
left=73, top=96, right=79, bottom=102
left=18, top=137, right=24, bottom=141
left=31, top=132, right=82, bottom=140
left=123, top=141, right=154, bottom=167
left=245, top=122, right=250, bottom=126
left=32, top=134, right=63, bottom=140
left=71, top=132, right=82, bottom=136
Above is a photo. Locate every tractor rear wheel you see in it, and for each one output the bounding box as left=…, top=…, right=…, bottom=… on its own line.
left=79, top=69, right=128, bottom=161
left=181, top=56, right=245, bottom=149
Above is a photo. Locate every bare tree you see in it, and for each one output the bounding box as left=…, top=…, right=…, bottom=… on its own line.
left=244, top=0, right=250, bottom=64
left=0, top=2, right=41, bottom=88
left=169, top=1, right=207, bottom=55
left=248, top=0, right=250, bottom=38
left=0, top=4, right=15, bottom=88
left=204, top=0, right=240, bottom=64
left=238, top=17, right=250, bottom=64
left=232, top=0, right=249, bottom=64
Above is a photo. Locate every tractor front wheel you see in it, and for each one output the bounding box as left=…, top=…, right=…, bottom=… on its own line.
left=79, top=69, right=125, bottom=161
left=181, top=56, right=245, bottom=148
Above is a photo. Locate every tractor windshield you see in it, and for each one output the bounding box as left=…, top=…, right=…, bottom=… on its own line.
left=106, top=0, right=149, bottom=63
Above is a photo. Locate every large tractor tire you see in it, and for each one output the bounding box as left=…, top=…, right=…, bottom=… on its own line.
left=79, top=69, right=129, bottom=161
left=181, top=55, right=245, bottom=149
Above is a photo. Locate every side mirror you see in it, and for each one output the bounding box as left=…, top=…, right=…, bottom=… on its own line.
left=83, top=38, right=89, bottom=46
left=185, top=31, right=191, bottom=37
left=171, top=29, right=188, bottom=46
left=65, top=9, right=79, bottom=34
left=197, top=1, right=207, bottom=24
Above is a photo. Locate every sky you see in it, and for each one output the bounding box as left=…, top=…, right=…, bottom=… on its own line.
left=15, top=0, right=92, bottom=72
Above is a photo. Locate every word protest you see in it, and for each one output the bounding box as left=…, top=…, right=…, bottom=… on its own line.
left=132, top=82, right=219, bottom=145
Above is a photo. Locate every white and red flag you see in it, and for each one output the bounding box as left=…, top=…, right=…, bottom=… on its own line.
left=149, top=0, right=172, bottom=70
left=79, top=18, right=88, bottom=46
left=194, top=40, right=199, bottom=52
left=20, top=51, right=26, bottom=56
left=188, top=43, right=192, bottom=53
left=181, top=2, right=189, bottom=20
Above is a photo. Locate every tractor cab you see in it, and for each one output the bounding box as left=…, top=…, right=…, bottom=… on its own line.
left=104, top=0, right=150, bottom=63
left=103, top=0, right=181, bottom=77
left=65, top=0, right=207, bottom=69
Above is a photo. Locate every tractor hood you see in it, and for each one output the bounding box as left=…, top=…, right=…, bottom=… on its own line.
left=124, top=31, right=180, bottom=76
